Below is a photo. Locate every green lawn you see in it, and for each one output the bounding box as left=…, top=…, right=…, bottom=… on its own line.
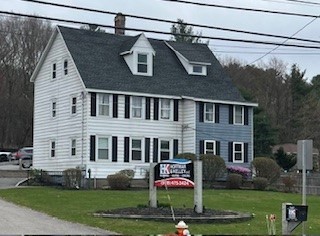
left=0, top=187, right=319, bottom=235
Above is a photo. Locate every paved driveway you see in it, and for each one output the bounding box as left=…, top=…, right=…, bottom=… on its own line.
left=0, top=198, right=118, bottom=235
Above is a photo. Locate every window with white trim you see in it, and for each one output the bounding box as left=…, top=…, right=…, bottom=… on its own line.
left=71, top=139, right=76, bottom=156
left=51, top=100, right=57, bottom=118
left=160, top=140, right=170, bottom=160
left=205, top=140, right=216, bottom=155
left=50, top=140, right=56, bottom=158
left=71, top=96, right=77, bottom=114
left=233, top=142, right=244, bottom=163
left=193, top=65, right=203, bottom=73
left=132, top=96, right=143, bottom=118
left=52, top=63, right=57, bottom=79
left=98, top=94, right=110, bottom=116
left=204, top=103, right=214, bottom=122
left=160, top=99, right=171, bottom=120
left=63, top=59, right=68, bottom=76
left=137, top=53, right=148, bottom=73
left=131, top=138, right=142, bottom=161
left=98, top=137, right=109, bottom=160
left=234, top=105, right=244, bottom=125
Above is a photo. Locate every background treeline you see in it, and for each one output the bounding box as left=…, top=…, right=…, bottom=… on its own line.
left=1, top=16, right=319, bottom=156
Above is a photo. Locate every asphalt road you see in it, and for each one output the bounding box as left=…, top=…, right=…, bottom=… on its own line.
left=0, top=198, right=118, bottom=235
left=0, top=163, right=118, bottom=235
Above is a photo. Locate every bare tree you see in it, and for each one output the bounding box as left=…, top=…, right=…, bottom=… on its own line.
left=0, top=16, right=52, bottom=149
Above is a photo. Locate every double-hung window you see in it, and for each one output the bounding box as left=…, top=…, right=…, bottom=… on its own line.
left=205, top=140, right=216, bottom=155
left=160, top=99, right=170, bottom=120
left=50, top=140, right=56, bottom=158
left=71, top=97, right=77, bottom=114
left=204, top=103, right=214, bottom=122
left=132, top=96, right=143, bottom=118
left=52, top=63, right=57, bottom=79
left=64, top=59, right=68, bottom=76
left=98, top=137, right=109, bottom=160
left=137, top=53, right=148, bottom=73
left=131, top=138, right=142, bottom=161
left=233, top=142, right=244, bottom=163
left=160, top=140, right=170, bottom=160
left=98, top=94, right=110, bottom=116
left=52, top=100, right=57, bottom=118
left=71, top=139, right=76, bottom=156
left=234, top=105, right=244, bottom=125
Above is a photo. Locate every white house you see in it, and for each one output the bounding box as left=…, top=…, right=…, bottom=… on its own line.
left=30, top=16, right=257, bottom=180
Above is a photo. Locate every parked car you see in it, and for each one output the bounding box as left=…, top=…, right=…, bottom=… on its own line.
left=14, top=147, right=33, bottom=160
left=21, top=156, right=33, bottom=168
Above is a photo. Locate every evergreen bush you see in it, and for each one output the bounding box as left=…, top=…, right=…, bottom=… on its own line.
left=63, top=168, right=82, bottom=189
left=252, top=157, right=281, bottom=184
left=227, top=173, right=242, bottom=189
left=253, top=177, right=268, bottom=190
left=107, top=173, right=131, bottom=190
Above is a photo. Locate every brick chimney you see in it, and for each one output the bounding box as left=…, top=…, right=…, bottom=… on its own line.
left=114, top=13, right=125, bottom=35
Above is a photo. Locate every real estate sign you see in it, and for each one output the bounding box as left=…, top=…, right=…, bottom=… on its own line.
left=154, top=159, right=194, bottom=188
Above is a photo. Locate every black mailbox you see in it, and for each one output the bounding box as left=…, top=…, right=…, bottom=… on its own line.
left=286, top=205, right=308, bottom=222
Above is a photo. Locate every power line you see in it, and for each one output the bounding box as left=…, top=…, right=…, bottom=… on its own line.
left=250, top=15, right=319, bottom=64
left=162, top=0, right=320, bottom=18
left=21, top=0, right=320, bottom=44
left=2, top=11, right=320, bottom=49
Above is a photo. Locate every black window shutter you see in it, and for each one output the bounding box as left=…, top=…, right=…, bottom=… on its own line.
left=153, top=138, right=158, bottom=163
left=125, top=95, right=130, bottom=119
left=215, top=104, right=220, bottom=123
left=173, top=139, right=179, bottom=157
left=145, top=138, right=150, bottom=162
left=112, top=136, right=118, bottom=162
left=124, top=137, right=129, bottom=162
left=244, top=107, right=249, bottom=125
left=90, top=93, right=96, bottom=117
left=174, top=99, right=179, bottom=121
left=146, top=97, right=151, bottom=120
left=154, top=98, right=159, bottom=120
left=199, top=140, right=204, bottom=154
left=199, top=102, right=204, bottom=122
left=228, top=142, right=233, bottom=162
left=113, top=94, right=118, bottom=118
left=229, top=105, right=234, bottom=124
left=216, top=141, right=220, bottom=156
left=90, top=135, right=96, bottom=161
left=244, top=143, right=249, bottom=163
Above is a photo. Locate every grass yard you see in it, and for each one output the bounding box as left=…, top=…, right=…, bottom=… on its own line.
left=0, top=187, right=319, bottom=235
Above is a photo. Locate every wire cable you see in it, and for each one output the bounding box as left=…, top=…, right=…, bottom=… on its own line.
left=2, top=11, right=320, bottom=49
left=162, top=0, right=320, bottom=18
left=21, top=0, right=320, bottom=44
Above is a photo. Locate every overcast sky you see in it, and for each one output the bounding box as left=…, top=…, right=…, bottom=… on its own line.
left=2, top=0, right=320, bottom=80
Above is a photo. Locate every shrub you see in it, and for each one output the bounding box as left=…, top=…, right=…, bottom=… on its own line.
left=227, top=166, right=251, bottom=179
left=273, top=147, right=296, bottom=171
left=252, top=157, right=281, bottom=184
left=107, top=173, right=131, bottom=190
left=200, top=154, right=226, bottom=185
left=282, top=175, right=297, bottom=193
left=118, top=169, right=135, bottom=179
left=63, top=168, right=82, bottom=189
left=29, top=169, right=51, bottom=185
left=253, top=177, right=268, bottom=190
left=226, top=173, right=242, bottom=189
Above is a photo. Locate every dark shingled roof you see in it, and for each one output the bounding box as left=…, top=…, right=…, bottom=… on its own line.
left=59, top=26, right=247, bottom=103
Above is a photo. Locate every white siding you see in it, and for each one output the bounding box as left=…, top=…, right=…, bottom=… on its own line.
left=86, top=95, right=183, bottom=178
left=33, top=32, right=86, bottom=172
left=181, top=99, right=196, bottom=153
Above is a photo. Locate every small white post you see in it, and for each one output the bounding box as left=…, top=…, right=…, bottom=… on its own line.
left=149, top=163, right=157, bottom=208
left=194, top=160, right=203, bottom=213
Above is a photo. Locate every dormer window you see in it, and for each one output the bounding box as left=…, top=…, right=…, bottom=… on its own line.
left=191, top=64, right=206, bottom=75
left=137, top=53, right=148, bottom=73
left=193, top=65, right=203, bottom=74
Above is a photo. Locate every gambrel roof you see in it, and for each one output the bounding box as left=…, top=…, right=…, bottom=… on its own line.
left=53, top=26, right=252, bottom=104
